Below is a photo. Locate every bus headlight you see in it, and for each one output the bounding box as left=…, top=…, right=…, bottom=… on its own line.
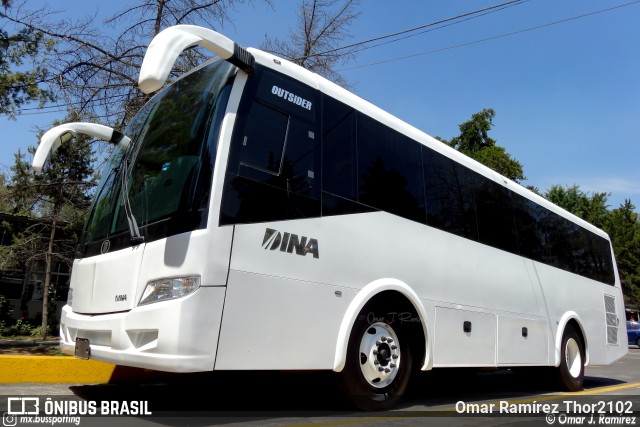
left=139, top=276, right=201, bottom=306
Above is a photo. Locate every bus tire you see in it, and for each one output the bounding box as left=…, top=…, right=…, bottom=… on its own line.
left=337, top=306, right=413, bottom=411
left=556, top=324, right=585, bottom=392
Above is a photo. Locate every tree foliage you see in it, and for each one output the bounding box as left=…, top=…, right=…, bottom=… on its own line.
left=0, top=174, right=12, bottom=213
left=0, top=25, right=53, bottom=119
left=439, top=108, right=526, bottom=182
left=1, top=112, right=96, bottom=337
left=2, top=0, right=362, bottom=123
left=2, top=0, right=271, bottom=124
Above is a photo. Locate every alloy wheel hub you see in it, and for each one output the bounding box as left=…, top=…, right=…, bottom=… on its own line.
left=358, top=322, right=401, bottom=388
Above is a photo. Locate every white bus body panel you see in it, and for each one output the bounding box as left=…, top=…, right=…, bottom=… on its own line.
left=433, top=307, right=497, bottom=366
left=60, top=228, right=233, bottom=372
left=215, top=270, right=355, bottom=370
left=70, top=245, right=145, bottom=313
left=533, top=262, right=627, bottom=366
left=224, top=213, right=543, bottom=314
left=215, top=212, right=554, bottom=370
left=497, top=315, right=548, bottom=365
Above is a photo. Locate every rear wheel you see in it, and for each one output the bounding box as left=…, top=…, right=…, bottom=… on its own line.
left=337, top=306, right=414, bottom=411
left=556, top=324, right=585, bottom=391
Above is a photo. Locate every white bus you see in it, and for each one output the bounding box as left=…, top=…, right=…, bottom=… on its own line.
left=33, top=25, right=626, bottom=410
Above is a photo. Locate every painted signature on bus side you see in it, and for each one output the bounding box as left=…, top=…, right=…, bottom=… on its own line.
left=361, top=312, right=421, bottom=325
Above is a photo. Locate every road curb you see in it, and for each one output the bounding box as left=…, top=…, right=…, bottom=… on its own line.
left=0, top=355, right=116, bottom=384
left=0, top=355, right=178, bottom=384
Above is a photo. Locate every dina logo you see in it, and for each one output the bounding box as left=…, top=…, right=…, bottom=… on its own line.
left=262, top=228, right=319, bottom=259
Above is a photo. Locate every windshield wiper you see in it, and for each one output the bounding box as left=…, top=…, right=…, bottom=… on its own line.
left=120, top=157, right=144, bottom=245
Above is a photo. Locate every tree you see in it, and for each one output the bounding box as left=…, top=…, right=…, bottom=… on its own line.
left=3, top=112, right=96, bottom=338
left=3, top=0, right=360, bottom=126
left=261, top=0, right=360, bottom=87
left=0, top=173, right=12, bottom=213
left=3, top=0, right=271, bottom=124
left=0, top=173, right=15, bottom=265
left=0, top=25, right=53, bottom=119
left=438, top=108, right=526, bottom=182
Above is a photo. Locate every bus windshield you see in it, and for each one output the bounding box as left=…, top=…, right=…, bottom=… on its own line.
left=79, top=59, right=235, bottom=257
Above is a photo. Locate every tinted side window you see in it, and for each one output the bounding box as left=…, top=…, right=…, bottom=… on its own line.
left=237, top=102, right=289, bottom=174
left=559, top=214, right=615, bottom=283
left=587, top=234, right=615, bottom=284
left=512, top=192, right=615, bottom=285
left=357, top=114, right=426, bottom=223
left=322, top=97, right=357, bottom=200
left=512, top=193, right=550, bottom=263
left=543, top=214, right=577, bottom=273
left=423, top=147, right=478, bottom=241
left=474, top=179, right=518, bottom=254
left=567, top=222, right=589, bottom=277
left=221, top=67, right=320, bottom=225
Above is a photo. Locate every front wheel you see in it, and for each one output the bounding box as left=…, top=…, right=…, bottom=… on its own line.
left=556, top=325, right=585, bottom=392
left=337, top=308, right=413, bottom=411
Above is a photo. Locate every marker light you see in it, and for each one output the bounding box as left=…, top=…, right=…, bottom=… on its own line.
left=32, top=123, right=130, bottom=172
left=139, top=276, right=201, bottom=306
left=138, top=24, right=254, bottom=94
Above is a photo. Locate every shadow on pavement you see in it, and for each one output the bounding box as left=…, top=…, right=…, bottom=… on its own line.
left=67, top=367, right=630, bottom=426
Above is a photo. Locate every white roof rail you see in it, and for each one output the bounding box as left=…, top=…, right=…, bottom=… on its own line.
left=138, top=25, right=254, bottom=94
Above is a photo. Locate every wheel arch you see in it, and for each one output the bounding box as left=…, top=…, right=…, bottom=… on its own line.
left=333, top=278, right=431, bottom=372
left=554, top=312, right=589, bottom=367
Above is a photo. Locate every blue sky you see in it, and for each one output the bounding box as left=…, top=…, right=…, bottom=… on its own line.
left=2, top=0, right=639, bottom=210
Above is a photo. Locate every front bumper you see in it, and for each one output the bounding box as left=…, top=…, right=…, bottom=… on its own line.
left=59, top=286, right=226, bottom=372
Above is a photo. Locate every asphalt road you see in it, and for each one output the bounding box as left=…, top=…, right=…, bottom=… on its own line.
left=2, top=347, right=640, bottom=427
